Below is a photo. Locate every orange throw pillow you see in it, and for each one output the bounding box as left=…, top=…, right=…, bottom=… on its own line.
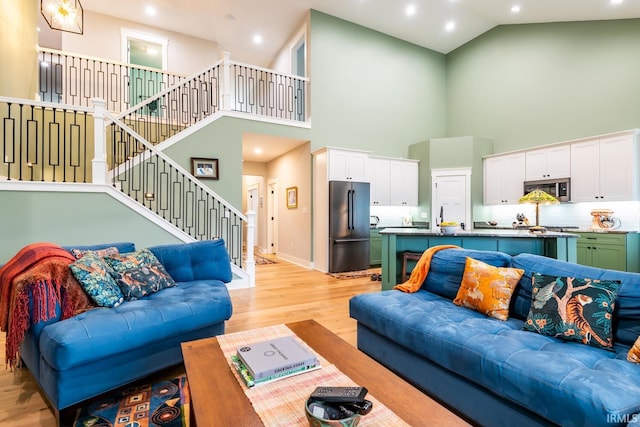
left=453, top=257, right=524, bottom=321
left=628, top=336, right=640, bottom=363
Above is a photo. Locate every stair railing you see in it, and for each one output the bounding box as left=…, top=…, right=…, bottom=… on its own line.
left=96, top=101, right=246, bottom=269
left=37, top=47, right=186, bottom=113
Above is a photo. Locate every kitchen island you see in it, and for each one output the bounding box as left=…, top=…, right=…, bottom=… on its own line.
left=379, top=228, right=579, bottom=290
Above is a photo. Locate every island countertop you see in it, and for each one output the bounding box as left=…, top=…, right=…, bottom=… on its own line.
left=379, top=228, right=579, bottom=238
left=378, top=228, right=578, bottom=290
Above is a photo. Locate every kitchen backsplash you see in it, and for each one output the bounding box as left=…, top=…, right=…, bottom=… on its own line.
left=370, top=205, right=421, bottom=227
left=487, top=201, right=640, bottom=231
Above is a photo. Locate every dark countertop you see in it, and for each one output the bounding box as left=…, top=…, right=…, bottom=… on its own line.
left=379, top=228, right=579, bottom=238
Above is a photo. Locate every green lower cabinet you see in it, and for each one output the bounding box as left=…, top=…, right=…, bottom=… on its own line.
left=576, top=232, right=640, bottom=272
left=370, top=229, right=382, bottom=266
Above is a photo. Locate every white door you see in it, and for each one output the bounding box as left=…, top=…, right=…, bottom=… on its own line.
left=267, top=179, right=278, bottom=254
left=247, top=185, right=259, bottom=248
left=432, top=169, right=471, bottom=230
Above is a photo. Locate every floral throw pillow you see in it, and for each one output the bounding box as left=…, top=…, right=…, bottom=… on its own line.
left=453, top=257, right=524, bottom=321
left=69, top=253, right=124, bottom=308
left=522, top=273, right=621, bottom=350
left=104, top=249, right=176, bottom=300
left=70, top=246, right=119, bottom=259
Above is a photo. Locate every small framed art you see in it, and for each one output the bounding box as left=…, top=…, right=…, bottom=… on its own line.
left=191, top=157, right=219, bottom=180
left=286, top=186, right=298, bottom=209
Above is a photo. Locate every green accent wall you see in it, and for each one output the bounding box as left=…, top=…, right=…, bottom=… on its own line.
left=447, top=19, right=640, bottom=153
left=0, top=191, right=182, bottom=262
left=308, top=10, right=447, bottom=158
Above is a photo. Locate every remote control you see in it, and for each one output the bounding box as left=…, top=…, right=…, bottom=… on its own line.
left=310, top=386, right=368, bottom=403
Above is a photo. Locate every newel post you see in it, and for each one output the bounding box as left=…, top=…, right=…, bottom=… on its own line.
left=221, top=51, right=232, bottom=112
left=91, top=98, right=108, bottom=185
left=246, top=210, right=256, bottom=287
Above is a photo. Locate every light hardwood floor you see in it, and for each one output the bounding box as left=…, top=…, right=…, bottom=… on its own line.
left=0, top=257, right=382, bottom=426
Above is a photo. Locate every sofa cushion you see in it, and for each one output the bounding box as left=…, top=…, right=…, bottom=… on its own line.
left=522, top=273, right=620, bottom=350
left=422, top=249, right=513, bottom=300
left=513, top=253, right=640, bottom=347
left=148, top=240, right=233, bottom=283
left=454, top=257, right=523, bottom=321
left=350, top=289, right=640, bottom=426
left=39, top=280, right=232, bottom=371
left=68, top=254, right=124, bottom=308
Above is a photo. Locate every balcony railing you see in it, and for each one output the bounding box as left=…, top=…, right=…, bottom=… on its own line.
left=0, top=97, right=92, bottom=182
left=38, top=47, right=186, bottom=113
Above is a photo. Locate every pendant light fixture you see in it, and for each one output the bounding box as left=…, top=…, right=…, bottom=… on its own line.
left=41, top=0, right=84, bottom=35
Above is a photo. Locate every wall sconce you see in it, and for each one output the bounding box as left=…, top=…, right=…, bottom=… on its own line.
left=41, top=0, right=84, bottom=35
left=144, top=192, right=155, bottom=200
left=518, top=189, right=559, bottom=233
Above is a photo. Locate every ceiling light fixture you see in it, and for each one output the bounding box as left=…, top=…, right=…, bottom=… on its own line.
left=511, top=5, right=521, bottom=13
left=610, top=0, right=624, bottom=4
left=41, top=0, right=83, bottom=34
left=405, top=4, right=417, bottom=16
left=145, top=5, right=157, bottom=16
left=254, top=148, right=263, bottom=155
left=253, top=34, right=263, bottom=45
left=445, top=20, right=456, bottom=32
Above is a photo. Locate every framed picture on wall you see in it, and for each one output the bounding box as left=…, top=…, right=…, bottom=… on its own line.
left=191, top=157, right=219, bottom=179
left=286, top=186, right=298, bottom=209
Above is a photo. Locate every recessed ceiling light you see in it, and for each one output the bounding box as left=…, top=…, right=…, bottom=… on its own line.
left=610, top=0, right=623, bottom=4
left=405, top=4, right=417, bottom=16
left=511, top=5, right=521, bottom=13
left=253, top=34, right=263, bottom=45
left=254, top=148, right=263, bottom=155
left=145, top=5, right=156, bottom=16
left=445, top=20, right=456, bottom=32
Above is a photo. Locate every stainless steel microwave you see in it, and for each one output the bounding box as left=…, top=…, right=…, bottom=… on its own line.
left=523, top=178, right=570, bottom=202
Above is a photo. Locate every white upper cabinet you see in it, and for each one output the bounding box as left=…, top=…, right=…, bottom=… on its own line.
left=484, top=152, right=526, bottom=205
left=328, top=149, right=369, bottom=181
left=369, top=157, right=391, bottom=205
left=389, top=159, right=419, bottom=206
left=525, top=145, right=570, bottom=181
left=368, top=157, right=418, bottom=206
left=570, top=132, right=639, bottom=202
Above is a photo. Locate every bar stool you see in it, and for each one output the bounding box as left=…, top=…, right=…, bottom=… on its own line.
left=401, top=251, right=423, bottom=282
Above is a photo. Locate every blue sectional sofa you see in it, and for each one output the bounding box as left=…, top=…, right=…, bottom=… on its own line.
left=17, top=239, right=233, bottom=418
left=350, top=248, right=640, bottom=427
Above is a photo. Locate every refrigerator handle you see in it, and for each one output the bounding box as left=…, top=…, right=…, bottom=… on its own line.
left=351, top=188, right=355, bottom=230
left=347, top=190, right=352, bottom=230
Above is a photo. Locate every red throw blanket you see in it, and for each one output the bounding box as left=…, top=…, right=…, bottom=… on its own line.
left=0, top=243, right=78, bottom=368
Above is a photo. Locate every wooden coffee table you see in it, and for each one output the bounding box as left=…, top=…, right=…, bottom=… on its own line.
left=181, top=319, right=469, bottom=427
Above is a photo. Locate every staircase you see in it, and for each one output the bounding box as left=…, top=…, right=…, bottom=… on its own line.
left=1, top=48, right=310, bottom=288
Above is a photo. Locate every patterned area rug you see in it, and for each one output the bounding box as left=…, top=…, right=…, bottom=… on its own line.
left=329, top=268, right=382, bottom=280
left=255, top=254, right=276, bottom=265
left=73, top=375, right=190, bottom=427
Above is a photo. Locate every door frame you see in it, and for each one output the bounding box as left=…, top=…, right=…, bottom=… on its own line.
left=121, top=28, right=169, bottom=69
left=247, top=183, right=259, bottom=251
left=431, top=168, right=472, bottom=230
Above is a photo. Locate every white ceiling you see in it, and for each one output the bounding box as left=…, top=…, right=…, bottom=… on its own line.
left=77, top=0, right=640, bottom=162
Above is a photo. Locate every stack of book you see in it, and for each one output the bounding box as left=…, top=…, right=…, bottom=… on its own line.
left=231, top=335, right=321, bottom=387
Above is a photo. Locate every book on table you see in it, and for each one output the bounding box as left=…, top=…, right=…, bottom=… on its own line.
left=231, top=335, right=320, bottom=387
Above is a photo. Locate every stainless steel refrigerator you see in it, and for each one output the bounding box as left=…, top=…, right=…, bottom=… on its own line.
left=329, top=180, right=370, bottom=273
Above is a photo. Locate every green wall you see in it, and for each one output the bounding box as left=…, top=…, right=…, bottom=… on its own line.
left=0, top=190, right=182, bottom=262
left=309, top=10, right=447, bottom=158
left=447, top=19, right=640, bottom=153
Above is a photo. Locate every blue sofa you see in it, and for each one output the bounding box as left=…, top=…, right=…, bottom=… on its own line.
left=350, top=248, right=640, bottom=426
left=18, top=239, right=233, bottom=417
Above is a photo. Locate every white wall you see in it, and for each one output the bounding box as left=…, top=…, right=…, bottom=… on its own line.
left=58, top=11, right=220, bottom=75
left=269, top=13, right=309, bottom=76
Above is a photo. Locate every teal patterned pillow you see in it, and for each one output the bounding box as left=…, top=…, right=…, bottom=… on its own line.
left=522, top=273, right=621, bottom=350
left=104, top=249, right=176, bottom=300
left=69, top=254, right=124, bottom=308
